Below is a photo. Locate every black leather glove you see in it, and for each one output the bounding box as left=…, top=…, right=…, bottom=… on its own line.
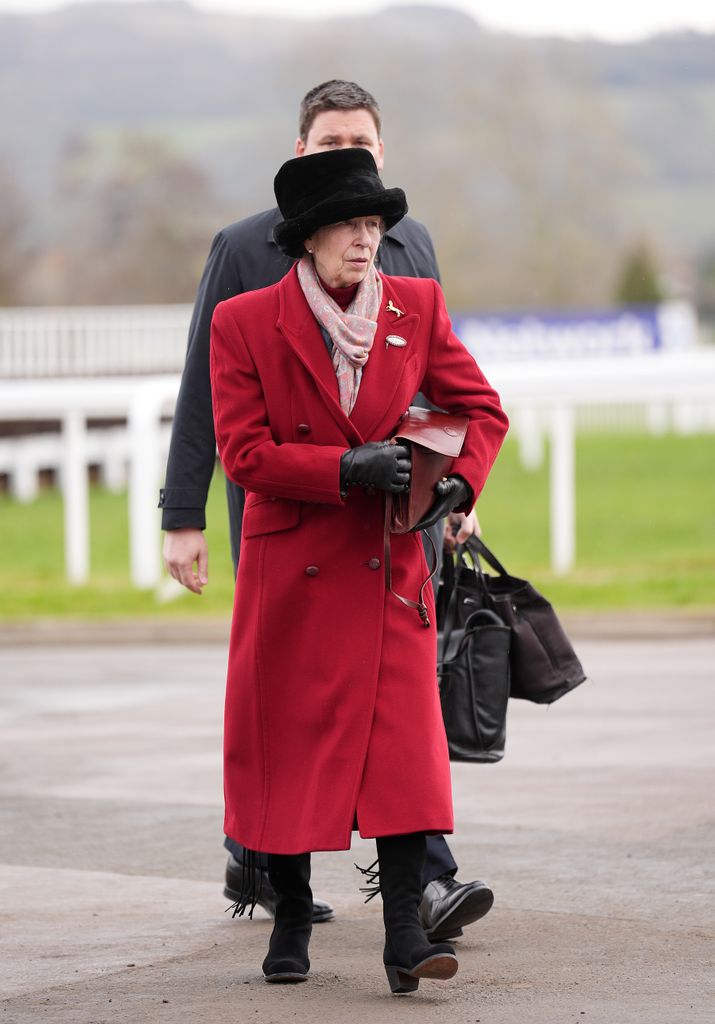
left=340, top=441, right=411, bottom=495
left=412, top=475, right=472, bottom=531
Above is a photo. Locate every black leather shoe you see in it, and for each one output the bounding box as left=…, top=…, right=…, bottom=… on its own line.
left=420, top=874, right=494, bottom=942
left=224, top=855, right=335, bottom=924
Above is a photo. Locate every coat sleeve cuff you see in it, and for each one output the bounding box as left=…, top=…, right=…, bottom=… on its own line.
left=159, top=488, right=208, bottom=531
left=161, top=507, right=207, bottom=532
left=158, top=487, right=208, bottom=509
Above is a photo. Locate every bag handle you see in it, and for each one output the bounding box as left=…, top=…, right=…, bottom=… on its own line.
left=439, top=541, right=483, bottom=667
left=440, top=536, right=510, bottom=667
left=465, top=535, right=510, bottom=578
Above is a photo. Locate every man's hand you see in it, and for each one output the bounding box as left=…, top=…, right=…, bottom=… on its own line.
left=444, top=509, right=482, bottom=553
left=162, top=528, right=209, bottom=595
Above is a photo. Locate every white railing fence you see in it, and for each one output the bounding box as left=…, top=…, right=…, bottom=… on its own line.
left=488, top=353, right=715, bottom=572
left=1, top=377, right=178, bottom=587
left=1, top=350, right=714, bottom=587
left=0, top=305, right=192, bottom=378
left=0, top=425, right=173, bottom=501
left=1, top=300, right=699, bottom=380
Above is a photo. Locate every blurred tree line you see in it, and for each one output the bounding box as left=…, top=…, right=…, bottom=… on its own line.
left=0, top=117, right=674, bottom=313
left=1, top=136, right=230, bottom=307
left=0, top=4, right=711, bottom=316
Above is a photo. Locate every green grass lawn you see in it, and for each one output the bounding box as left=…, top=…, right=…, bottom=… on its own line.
left=1, top=432, right=713, bottom=620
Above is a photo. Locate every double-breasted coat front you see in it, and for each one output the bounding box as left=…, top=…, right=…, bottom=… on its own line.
left=210, top=265, right=508, bottom=855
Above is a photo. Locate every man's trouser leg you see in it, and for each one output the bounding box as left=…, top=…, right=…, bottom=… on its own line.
left=423, top=835, right=458, bottom=887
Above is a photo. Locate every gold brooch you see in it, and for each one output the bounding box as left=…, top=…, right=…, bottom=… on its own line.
left=386, top=299, right=404, bottom=318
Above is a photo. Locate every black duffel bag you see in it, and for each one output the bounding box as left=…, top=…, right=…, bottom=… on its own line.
left=438, top=537, right=587, bottom=705
left=438, top=605, right=511, bottom=763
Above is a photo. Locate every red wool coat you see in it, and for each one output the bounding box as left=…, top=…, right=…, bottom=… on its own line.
left=210, top=265, right=508, bottom=854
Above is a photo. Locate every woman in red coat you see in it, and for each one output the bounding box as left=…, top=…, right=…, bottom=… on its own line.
left=210, top=148, right=508, bottom=993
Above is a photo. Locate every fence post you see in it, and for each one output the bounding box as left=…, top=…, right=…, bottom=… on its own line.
left=11, top=440, right=40, bottom=502
left=62, top=410, right=89, bottom=584
left=128, top=384, right=163, bottom=588
left=513, top=404, right=544, bottom=470
left=549, top=404, right=575, bottom=574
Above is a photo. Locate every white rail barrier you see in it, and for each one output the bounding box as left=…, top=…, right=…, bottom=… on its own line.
left=486, top=351, right=715, bottom=574
left=1, top=351, right=714, bottom=585
left=0, top=376, right=179, bottom=586
left=0, top=299, right=699, bottom=378
left=0, top=306, right=192, bottom=378
left=0, top=426, right=172, bottom=501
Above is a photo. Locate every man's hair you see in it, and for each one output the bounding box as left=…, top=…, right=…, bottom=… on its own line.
left=298, top=80, right=382, bottom=141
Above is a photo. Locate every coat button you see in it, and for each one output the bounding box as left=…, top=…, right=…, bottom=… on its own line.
left=297, top=423, right=311, bottom=434
left=368, top=557, right=381, bottom=570
left=305, top=565, right=320, bottom=576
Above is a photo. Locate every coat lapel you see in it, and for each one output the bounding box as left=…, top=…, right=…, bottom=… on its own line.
left=349, top=276, right=422, bottom=440
left=276, top=266, right=364, bottom=446
left=276, top=268, right=421, bottom=446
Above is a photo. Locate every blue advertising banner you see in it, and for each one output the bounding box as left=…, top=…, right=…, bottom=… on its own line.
left=451, top=302, right=697, bottom=363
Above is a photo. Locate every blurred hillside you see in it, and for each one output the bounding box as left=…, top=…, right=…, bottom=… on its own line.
left=0, top=1, right=714, bottom=313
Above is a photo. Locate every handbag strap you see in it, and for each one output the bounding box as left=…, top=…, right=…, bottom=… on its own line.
left=440, top=538, right=456, bottom=607
left=465, top=535, right=509, bottom=578
left=383, top=492, right=436, bottom=628
left=439, top=542, right=482, bottom=666
left=440, top=536, right=511, bottom=664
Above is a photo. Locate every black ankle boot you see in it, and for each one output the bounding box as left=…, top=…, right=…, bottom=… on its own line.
left=262, top=852, right=313, bottom=983
left=377, top=833, right=458, bottom=994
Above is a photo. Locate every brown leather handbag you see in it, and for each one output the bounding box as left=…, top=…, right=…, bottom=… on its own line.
left=389, top=407, right=469, bottom=534
left=384, top=407, right=469, bottom=627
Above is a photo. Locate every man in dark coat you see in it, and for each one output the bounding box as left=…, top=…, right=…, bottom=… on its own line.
left=159, top=80, right=493, bottom=942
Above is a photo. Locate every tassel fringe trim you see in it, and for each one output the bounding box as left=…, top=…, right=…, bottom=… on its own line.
left=224, top=849, right=262, bottom=919
left=354, top=858, right=381, bottom=903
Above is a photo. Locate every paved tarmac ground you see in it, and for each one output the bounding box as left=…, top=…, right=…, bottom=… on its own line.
left=1, top=637, right=713, bottom=1024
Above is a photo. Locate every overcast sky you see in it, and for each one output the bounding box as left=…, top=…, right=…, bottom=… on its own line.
left=1, top=0, right=714, bottom=41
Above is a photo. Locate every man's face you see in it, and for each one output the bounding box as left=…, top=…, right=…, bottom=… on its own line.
left=295, top=109, right=384, bottom=170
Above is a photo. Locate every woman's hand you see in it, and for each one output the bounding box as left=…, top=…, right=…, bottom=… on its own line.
left=340, top=441, right=411, bottom=494
left=413, top=476, right=472, bottom=532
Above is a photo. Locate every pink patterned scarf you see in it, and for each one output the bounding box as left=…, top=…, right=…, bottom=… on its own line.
left=297, top=255, right=382, bottom=415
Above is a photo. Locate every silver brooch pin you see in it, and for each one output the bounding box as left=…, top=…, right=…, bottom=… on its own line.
left=386, top=334, right=407, bottom=348
left=386, top=299, right=404, bottom=317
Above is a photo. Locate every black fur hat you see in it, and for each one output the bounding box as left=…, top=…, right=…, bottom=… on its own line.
left=273, top=149, right=407, bottom=258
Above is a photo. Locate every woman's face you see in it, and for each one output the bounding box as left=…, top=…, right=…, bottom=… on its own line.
left=305, top=216, right=383, bottom=289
